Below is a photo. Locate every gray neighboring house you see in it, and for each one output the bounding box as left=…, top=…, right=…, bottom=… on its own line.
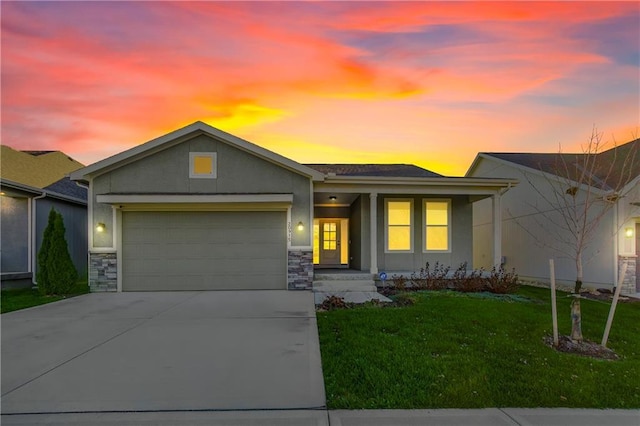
left=70, top=121, right=516, bottom=292
left=0, top=177, right=88, bottom=289
left=467, top=139, right=640, bottom=294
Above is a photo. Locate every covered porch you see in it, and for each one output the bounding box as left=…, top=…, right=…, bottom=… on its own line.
left=311, top=176, right=516, bottom=280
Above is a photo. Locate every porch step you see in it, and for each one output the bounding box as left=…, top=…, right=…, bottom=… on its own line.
left=313, top=273, right=374, bottom=281
left=313, top=280, right=377, bottom=292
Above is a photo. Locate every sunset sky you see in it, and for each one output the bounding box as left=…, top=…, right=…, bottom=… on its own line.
left=2, top=1, right=638, bottom=176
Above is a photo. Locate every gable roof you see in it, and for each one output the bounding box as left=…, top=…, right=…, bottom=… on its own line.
left=305, top=164, right=442, bottom=178
left=470, top=138, right=639, bottom=191
left=70, top=121, right=325, bottom=182
left=44, top=177, right=88, bottom=202
left=0, top=145, right=84, bottom=188
left=0, top=178, right=87, bottom=205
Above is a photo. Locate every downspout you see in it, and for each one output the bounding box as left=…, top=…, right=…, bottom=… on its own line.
left=31, top=192, right=47, bottom=286
left=613, top=199, right=619, bottom=289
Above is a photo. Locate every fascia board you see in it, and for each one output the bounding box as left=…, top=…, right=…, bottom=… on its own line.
left=0, top=179, right=44, bottom=196
left=97, top=193, right=294, bottom=205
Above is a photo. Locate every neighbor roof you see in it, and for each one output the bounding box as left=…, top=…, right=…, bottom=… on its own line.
left=480, top=138, right=639, bottom=191
left=45, top=177, right=88, bottom=202
left=305, top=164, right=442, bottom=178
left=1, top=145, right=84, bottom=188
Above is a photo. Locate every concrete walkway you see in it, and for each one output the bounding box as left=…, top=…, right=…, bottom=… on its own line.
left=2, top=408, right=638, bottom=425
left=1, top=291, right=325, bottom=413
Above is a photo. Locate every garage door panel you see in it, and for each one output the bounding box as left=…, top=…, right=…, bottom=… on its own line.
left=122, top=211, right=286, bottom=291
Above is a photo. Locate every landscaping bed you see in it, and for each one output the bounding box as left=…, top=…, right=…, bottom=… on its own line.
left=316, top=286, right=640, bottom=409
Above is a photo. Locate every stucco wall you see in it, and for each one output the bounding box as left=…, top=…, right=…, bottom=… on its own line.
left=376, top=195, right=473, bottom=273
left=1, top=196, right=29, bottom=273
left=91, top=134, right=313, bottom=249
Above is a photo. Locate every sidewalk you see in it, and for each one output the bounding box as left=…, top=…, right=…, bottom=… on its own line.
left=2, top=408, right=639, bottom=425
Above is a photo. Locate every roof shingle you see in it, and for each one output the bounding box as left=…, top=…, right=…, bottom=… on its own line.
left=304, top=164, right=442, bottom=178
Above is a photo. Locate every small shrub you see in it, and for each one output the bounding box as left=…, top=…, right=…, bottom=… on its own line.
left=318, top=295, right=352, bottom=311
left=485, top=266, right=520, bottom=294
left=37, top=208, right=78, bottom=295
left=452, top=263, right=485, bottom=293
left=390, top=292, right=416, bottom=307
left=392, top=274, right=408, bottom=291
left=411, top=261, right=449, bottom=290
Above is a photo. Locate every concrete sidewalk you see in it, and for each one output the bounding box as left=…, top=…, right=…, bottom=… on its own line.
left=1, top=408, right=638, bottom=425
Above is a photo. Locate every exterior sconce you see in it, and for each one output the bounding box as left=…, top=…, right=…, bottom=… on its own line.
left=329, top=196, right=337, bottom=201
left=625, top=227, right=634, bottom=238
left=297, top=221, right=304, bottom=231
left=96, top=222, right=106, bottom=233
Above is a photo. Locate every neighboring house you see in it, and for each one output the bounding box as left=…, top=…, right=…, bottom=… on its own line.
left=467, top=139, right=640, bottom=294
left=70, top=121, right=516, bottom=292
left=1, top=145, right=85, bottom=188
left=0, top=178, right=88, bottom=288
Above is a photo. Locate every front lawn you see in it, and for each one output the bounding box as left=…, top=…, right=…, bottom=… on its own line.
left=317, top=286, right=640, bottom=409
left=1, top=281, right=89, bottom=314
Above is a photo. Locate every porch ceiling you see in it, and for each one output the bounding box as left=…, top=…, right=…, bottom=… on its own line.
left=313, top=192, right=359, bottom=206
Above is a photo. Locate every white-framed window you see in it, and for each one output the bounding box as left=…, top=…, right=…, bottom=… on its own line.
left=423, top=199, right=451, bottom=252
left=385, top=199, right=413, bottom=252
left=189, top=152, right=217, bottom=179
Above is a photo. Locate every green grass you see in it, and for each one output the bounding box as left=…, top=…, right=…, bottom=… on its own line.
left=1, top=281, right=89, bottom=314
left=317, top=286, right=640, bottom=409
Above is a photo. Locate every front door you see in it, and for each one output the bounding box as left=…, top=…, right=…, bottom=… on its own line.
left=319, top=220, right=341, bottom=266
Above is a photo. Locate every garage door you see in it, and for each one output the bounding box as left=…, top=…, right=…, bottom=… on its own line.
left=122, top=211, right=287, bottom=291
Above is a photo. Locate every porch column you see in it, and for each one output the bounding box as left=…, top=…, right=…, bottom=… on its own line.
left=370, top=192, right=378, bottom=275
left=493, top=193, right=502, bottom=267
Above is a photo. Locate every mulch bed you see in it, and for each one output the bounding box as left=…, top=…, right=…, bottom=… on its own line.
left=580, top=289, right=640, bottom=304
left=544, top=335, right=619, bottom=360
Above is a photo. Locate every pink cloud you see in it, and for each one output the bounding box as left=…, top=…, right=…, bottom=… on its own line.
left=1, top=1, right=637, bottom=175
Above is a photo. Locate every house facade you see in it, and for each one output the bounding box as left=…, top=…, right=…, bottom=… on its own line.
left=0, top=178, right=88, bottom=288
left=70, top=122, right=516, bottom=292
left=467, top=140, right=640, bottom=294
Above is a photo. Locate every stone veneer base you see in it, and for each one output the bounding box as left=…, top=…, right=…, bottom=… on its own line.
left=288, top=249, right=313, bottom=290
left=89, top=252, right=117, bottom=292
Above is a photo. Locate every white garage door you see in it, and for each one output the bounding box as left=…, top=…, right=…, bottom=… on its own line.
left=122, top=211, right=287, bottom=291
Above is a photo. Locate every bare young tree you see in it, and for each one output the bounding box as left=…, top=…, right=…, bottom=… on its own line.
left=516, top=127, right=638, bottom=342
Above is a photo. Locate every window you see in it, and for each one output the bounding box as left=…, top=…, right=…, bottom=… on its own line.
left=189, top=152, right=217, bottom=179
left=424, top=200, right=450, bottom=251
left=386, top=200, right=413, bottom=252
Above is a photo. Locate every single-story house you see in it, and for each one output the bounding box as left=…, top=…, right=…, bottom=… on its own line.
left=466, top=139, right=639, bottom=294
left=1, top=178, right=88, bottom=289
left=70, top=121, right=517, bottom=292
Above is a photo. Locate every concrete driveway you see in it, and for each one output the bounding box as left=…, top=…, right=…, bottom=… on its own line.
left=1, top=291, right=326, bottom=414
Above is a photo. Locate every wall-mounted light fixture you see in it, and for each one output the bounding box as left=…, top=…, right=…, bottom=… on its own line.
left=96, top=222, right=106, bottom=233
left=297, top=221, right=304, bottom=231
left=625, top=227, right=634, bottom=238
left=329, top=196, right=337, bottom=201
